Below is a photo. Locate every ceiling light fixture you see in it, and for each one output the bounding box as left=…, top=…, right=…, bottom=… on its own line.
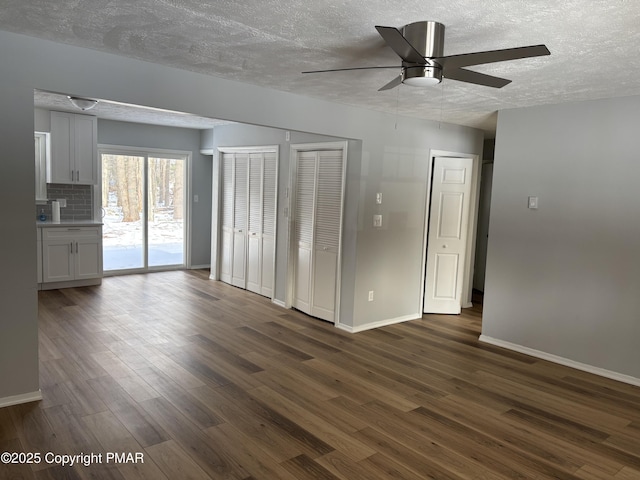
left=402, top=65, right=442, bottom=87
left=67, top=96, right=98, bottom=111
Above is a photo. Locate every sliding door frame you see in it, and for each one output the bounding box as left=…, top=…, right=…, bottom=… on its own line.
left=98, top=144, right=192, bottom=275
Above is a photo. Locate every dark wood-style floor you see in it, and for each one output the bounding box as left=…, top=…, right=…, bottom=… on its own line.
left=2, top=270, right=640, bottom=479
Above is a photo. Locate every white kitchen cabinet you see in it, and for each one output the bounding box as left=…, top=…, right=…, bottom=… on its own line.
left=37, top=228, right=42, bottom=283
left=41, top=226, right=102, bottom=286
left=48, top=111, right=97, bottom=185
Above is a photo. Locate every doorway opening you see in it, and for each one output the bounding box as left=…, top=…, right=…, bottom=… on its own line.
left=100, top=147, right=189, bottom=274
left=422, top=152, right=480, bottom=315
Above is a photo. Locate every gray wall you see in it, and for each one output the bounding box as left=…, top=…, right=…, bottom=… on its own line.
left=484, top=95, right=640, bottom=379
left=98, top=120, right=212, bottom=267
left=0, top=80, right=39, bottom=402
left=0, top=28, right=481, bottom=401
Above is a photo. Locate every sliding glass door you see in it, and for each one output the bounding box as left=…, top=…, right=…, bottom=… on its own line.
left=101, top=149, right=188, bottom=273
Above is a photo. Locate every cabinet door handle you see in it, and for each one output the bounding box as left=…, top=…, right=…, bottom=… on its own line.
left=70, top=242, right=73, bottom=254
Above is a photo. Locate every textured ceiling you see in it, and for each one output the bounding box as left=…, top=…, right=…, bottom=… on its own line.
left=6, top=0, right=640, bottom=135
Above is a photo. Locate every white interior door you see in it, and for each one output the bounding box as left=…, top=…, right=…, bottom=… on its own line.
left=231, top=154, right=248, bottom=288
left=424, top=156, right=473, bottom=314
left=219, top=149, right=277, bottom=297
left=293, top=152, right=316, bottom=314
left=220, top=154, right=234, bottom=284
left=247, top=153, right=263, bottom=294
left=292, top=149, right=344, bottom=323
left=311, top=150, right=343, bottom=321
left=260, top=152, right=277, bottom=297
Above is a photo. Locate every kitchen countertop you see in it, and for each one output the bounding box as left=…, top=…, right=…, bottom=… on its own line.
left=37, top=220, right=103, bottom=227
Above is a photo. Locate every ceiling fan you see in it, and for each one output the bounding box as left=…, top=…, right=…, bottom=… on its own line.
left=303, top=21, right=550, bottom=90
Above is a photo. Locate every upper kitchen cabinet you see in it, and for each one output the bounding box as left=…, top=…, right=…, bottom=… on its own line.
left=48, top=111, right=97, bottom=185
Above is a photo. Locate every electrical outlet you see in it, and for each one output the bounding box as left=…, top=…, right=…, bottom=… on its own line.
left=373, top=214, right=383, bottom=227
left=368, top=290, right=374, bottom=302
left=376, top=192, right=383, bottom=204
left=193, top=194, right=199, bottom=203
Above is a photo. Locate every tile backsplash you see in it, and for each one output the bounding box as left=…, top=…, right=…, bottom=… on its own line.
left=36, top=184, right=93, bottom=221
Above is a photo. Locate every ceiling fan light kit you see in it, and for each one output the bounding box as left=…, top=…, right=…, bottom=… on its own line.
left=67, top=96, right=98, bottom=111
left=402, top=65, right=442, bottom=87
left=303, top=20, right=550, bottom=91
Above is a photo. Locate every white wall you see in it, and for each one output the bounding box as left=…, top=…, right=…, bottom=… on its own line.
left=0, top=28, right=482, bottom=402
left=484, top=95, right=640, bottom=380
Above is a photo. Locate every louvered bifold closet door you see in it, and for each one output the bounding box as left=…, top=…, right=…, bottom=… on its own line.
left=231, top=154, right=248, bottom=288
left=311, top=150, right=344, bottom=321
left=246, top=153, right=263, bottom=294
left=293, top=152, right=317, bottom=313
left=260, top=152, right=277, bottom=297
left=220, top=153, right=234, bottom=283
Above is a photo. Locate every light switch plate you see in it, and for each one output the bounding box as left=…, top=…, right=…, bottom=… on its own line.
left=373, top=214, right=383, bottom=227
left=528, top=196, right=539, bottom=209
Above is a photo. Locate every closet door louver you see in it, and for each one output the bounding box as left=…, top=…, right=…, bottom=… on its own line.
left=261, top=152, right=277, bottom=297
left=220, top=154, right=234, bottom=283
left=248, top=154, right=262, bottom=235
left=246, top=153, right=263, bottom=294
left=311, top=150, right=343, bottom=320
left=293, top=152, right=317, bottom=313
left=314, top=150, right=343, bottom=251
left=262, top=153, right=277, bottom=237
left=231, top=154, right=248, bottom=288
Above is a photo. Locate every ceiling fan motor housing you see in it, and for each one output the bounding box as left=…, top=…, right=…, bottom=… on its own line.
left=401, top=21, right=445, bottom=59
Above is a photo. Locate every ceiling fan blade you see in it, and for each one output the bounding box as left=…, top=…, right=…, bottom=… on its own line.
left=302, top=66, right=399, bottom=74
left=437, top=44, right=550, bottom=70
left=375, top=25, right=425, bottom=64
left=378, top=75, right=403, bottom=91
left=445, top=68, right=511, bottom=88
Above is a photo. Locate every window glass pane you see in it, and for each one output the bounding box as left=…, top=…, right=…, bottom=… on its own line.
left=148, top=156, right=185, bottom=267
left=101, top=154, right=145, bottom=271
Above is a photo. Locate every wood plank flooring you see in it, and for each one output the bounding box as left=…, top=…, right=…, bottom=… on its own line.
left=2, top=270, right=640, bottom=479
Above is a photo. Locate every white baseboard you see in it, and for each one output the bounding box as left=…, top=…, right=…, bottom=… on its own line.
left=189, top=264, right=210, bottom=270
left=271, top=299, right=287, bottom=308
left=0, top=390, right=43, bottom=409
left=479, top=335, right=640, bottom=387
left=336, top=313, right=420, bottom=333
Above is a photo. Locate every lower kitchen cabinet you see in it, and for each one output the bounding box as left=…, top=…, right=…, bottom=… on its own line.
left=40, top=226, right=103, bottom=288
